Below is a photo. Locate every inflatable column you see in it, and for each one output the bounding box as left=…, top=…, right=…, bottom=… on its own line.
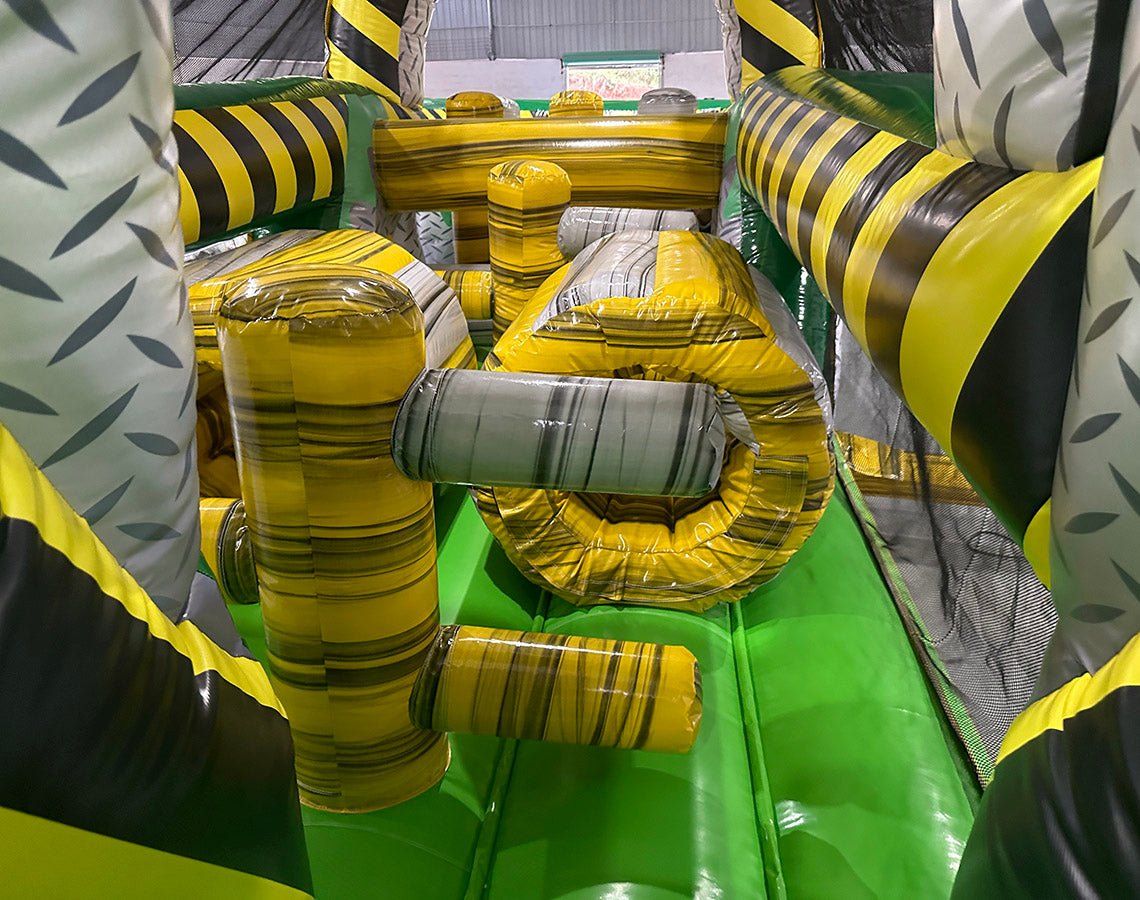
left=488, top=160, right=572, bottom=340
left=218, top=267, right=449, bottom=811
left=0, top=0, right=309, bottom=892
left=954, top=6, right=1140, bottom=893
left=445, top=91, right=504, bottom=263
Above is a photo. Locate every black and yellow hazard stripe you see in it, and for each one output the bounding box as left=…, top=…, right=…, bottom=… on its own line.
left=325, top=0, right=406, bottom=102
left=737, top=71, right=1100, bottom=582
left=0, top=423, right=310, bottom=894
left=409, top=625, right=702, bottom=753
left=736, top=0, right=821, bottom=92
left=952, top=631, right=1140, bottom=896
left=217, top=267, right=449, bottom=812
left=375, top=98, right=446, bottom=120
left=479, top=230, right=832, bottom=611
left=487, top=159, right=571, bottom=339
left=373, top=115, right=727, bottom=212
left=189, top=229, right=475, bottom=374
left=175, top=96, right=348, bottom=244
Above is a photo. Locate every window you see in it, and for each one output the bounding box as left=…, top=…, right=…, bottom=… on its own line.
left=563, top=52, right=663, bottom=102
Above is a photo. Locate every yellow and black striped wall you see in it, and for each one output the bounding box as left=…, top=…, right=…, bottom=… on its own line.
left=735, top=67, right=1099, bottom=584
left=736, top=0, right=821, bottom=93
left=0, top=423, right=312, bottom=897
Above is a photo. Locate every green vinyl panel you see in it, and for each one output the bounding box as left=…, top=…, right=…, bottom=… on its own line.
left=741, top=488, right=978, bottom=899
left=483, top=603, right=768, bottom=900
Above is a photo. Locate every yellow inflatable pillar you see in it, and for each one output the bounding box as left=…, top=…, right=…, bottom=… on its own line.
left=217, top=266, right=448, bottom=811
left=410, top=625, right=702, bottom=753
left=549, top=90, right=605, bottom=117
left=445, top=92, right=504, bottom=263
left=487, top=159, right=572, bottom=340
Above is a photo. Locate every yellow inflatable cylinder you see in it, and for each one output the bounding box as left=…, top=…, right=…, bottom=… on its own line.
left=217, top=265, right=448, bottom=812
left=446, top=91, right=503, bottom=263
left=436, top=268, right=493, bottom=321
left=409, top=625, right=702, bottom=753
left=487, top=159, right=572, bottom=340
left=199, top=498, right=259, bottom=605
left=549, top=90, right=605, bottom=117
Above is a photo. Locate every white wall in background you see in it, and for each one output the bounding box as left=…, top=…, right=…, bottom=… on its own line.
left=423, top=51, right=729, bottom=100
left=663, top=51, right=728, bottom=99
left=424, top=58, right=564, bottom=99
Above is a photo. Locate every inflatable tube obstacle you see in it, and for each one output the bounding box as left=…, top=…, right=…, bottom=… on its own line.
left=393, top=369, right=726, bottom=496
left=557, top=207, right=700, bottom=258
left=477, top=229, right=833, bottom=611
left=410, top=625, right=702, bottom=753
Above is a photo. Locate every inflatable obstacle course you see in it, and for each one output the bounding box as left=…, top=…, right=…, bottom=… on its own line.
left=4, top=0, right=1140, bottom=897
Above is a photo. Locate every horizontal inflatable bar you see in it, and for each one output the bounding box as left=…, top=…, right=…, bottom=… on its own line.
left=409, top=625, right=702, bottom=753
left=392, top=368, right=726, bottom=496
left=373, top=115, right=727, bottom=211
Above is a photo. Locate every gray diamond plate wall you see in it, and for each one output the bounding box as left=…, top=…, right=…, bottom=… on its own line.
left=0, top=0, right=199, bottom=615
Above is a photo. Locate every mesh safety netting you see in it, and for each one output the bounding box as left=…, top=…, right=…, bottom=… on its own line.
left=832, top=326, right=1056, bottom=774
left=818, top=0, right=934, bottom=73
left=173, top=0, right=327, bottom=83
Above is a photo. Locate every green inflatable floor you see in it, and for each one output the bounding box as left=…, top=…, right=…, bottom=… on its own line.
left=231, top=479, right=977, bottom=900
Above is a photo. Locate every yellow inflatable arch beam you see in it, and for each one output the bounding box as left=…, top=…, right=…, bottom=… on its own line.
left=373, top=115, right=727, bottom=212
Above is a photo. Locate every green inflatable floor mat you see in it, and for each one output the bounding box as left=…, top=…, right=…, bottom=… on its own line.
left=230, top=481, right=977, bottom=899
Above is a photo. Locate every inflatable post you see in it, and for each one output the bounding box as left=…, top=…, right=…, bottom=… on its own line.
left=549, top=90, right=605, bottom=117
left=445, top=91, right=504, bottom=263
left=487, top=159, right=571, bottom=339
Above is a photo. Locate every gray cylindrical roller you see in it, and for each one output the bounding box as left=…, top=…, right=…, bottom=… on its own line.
left=557, top=207, right=700, bottom=257
left=393, top=368, right=725, bottom=496
left=638, top=87, right=699, bottom=115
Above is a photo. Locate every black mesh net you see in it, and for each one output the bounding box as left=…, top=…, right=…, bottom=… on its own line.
left=817, top=0, right=934, bottom=73
left=832, top=324, right=1056, bottom=774
left=172, top=0, right=327, bottom=84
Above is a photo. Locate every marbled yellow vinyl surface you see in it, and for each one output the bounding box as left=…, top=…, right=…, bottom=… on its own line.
left=217, top=267, right=448, bottom=811
left=445, top=92, right=504, bottom=263
left=410, top=625, right=701, bottom=753
left=548, top=90, right=605, bottom=118
left=487, top=160, right=572, bottom=340
left=436, top=268, right=493, bottom=321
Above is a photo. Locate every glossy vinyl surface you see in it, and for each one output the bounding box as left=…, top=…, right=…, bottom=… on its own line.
left=231, top=480, right=976, bottom=898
